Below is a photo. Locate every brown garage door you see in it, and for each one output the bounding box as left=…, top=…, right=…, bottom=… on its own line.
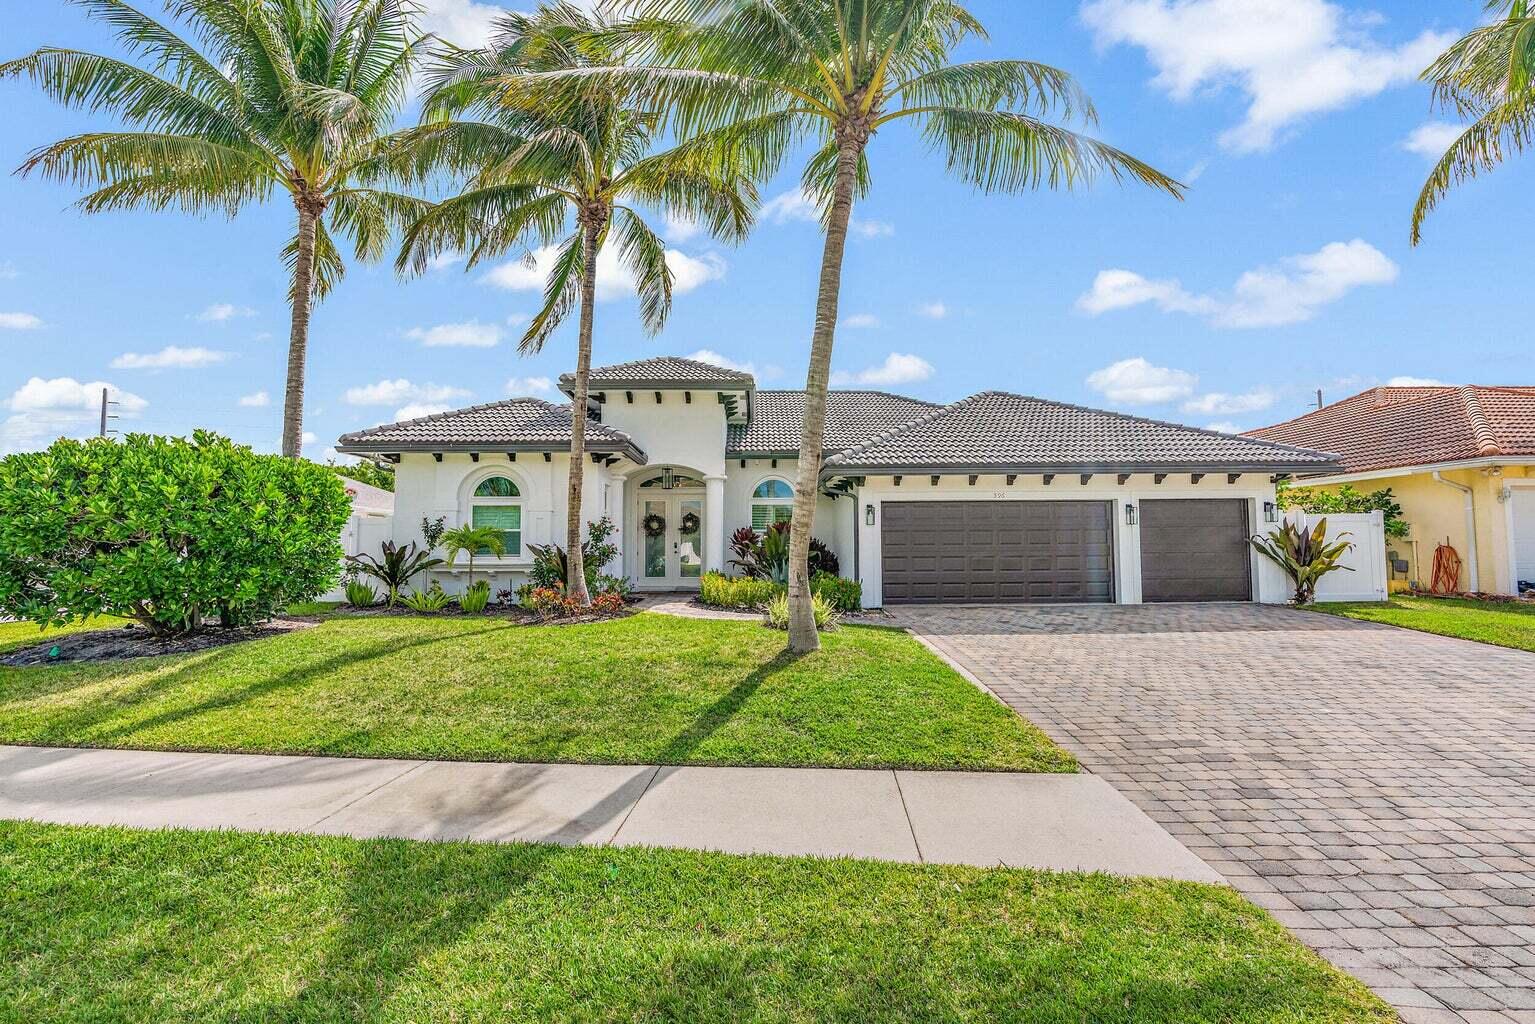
left=1140, top=498, right=1252, bottom=602
left=881, top=500, right=1114, bottom=605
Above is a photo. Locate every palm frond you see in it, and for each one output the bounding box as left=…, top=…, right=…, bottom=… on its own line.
left=69, top=0, right=237, bottom=107
left=329, top=186, right=434, bottom=262
left=611, top=207, right=673, bottom=333
left=1412, top=99, right=1535, bottom=243
left=520, top=231, right=584, bottom=354
left=893, top=60, right=1096, bottom=124
left=395, top=185, right=568, bottom=275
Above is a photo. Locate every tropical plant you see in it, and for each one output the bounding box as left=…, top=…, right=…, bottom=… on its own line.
left=730, top=521, right=837, bottom=583
left=401, top=581, right=451, bottom=612
left=440, top=523, right=505, bottom=590
left=344, top=579, right=379, bottom=608
left=459, top=579, right=492, bottom=613
left=1251, top=516, right=1356, bottom=606
left=0, top=431, right=350, bottom=635
left=1, top=0, right=432, bottom=457
left=347, top=540, right=443, bottom=606
left=527, top=516, right=622, bottom=598
left=1413, top=1, right=1535, bottom=243
left=1278, top=482, right=1409, bottom=538
left=390, top=4, right=755, bottom=604
left=765, top=591, right=837, bottom=631
left=525, top=0, right=1183, bottom=649
left=811, top=570, right=861, bottom=612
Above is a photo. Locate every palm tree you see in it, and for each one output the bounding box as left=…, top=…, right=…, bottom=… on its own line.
left=391, top=3, right=755, bottom=605
left=440, top=523, right=505, bottom=590
left=514, top=0, right=1184, bottom=649
left=1, top=0, right=430, bottom=457
left=1412, top=1, right=1535, bottom=244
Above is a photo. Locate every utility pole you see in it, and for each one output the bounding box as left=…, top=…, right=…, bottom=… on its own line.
left=98, top=387, right=119, bottom=437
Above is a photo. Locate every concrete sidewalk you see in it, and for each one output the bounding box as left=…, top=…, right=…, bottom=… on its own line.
left=0, top=744, right=1219, bottom=881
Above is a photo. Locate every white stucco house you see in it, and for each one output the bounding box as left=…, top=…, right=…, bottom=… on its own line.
left=336, top=355, right=1354, bottom=608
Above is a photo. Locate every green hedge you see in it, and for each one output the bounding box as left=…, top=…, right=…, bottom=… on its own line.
left=0, top=431, right=351, bottom=635
left=699, top=571, right=863, bottom=612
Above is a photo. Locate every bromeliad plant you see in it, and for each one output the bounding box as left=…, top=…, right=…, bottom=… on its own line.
left=1251, top=516, right=1356, bottom=606
left=730, top=522, right=838, bottom=584
left=347, top=541, right=443, bottom=607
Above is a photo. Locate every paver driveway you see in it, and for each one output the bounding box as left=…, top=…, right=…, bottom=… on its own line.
left=893, top=603, right=1535, bottom=1024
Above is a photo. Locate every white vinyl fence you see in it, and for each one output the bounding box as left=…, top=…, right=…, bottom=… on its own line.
left=1253, top=509, right=1388, bottom=604
left=319, top=512, right=394, bottom=602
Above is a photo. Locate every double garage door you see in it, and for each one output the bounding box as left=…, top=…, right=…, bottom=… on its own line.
left=880, top=498, right=1251, bottom=605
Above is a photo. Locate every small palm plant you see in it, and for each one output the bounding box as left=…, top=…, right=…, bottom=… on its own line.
left=1251, top=517, right=1355, bottom=606
left=440, top=524, right=506, bottom=593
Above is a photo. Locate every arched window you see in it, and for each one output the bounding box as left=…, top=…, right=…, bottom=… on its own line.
left=470, top=475, right=521, bottom=555
left=751, top=478, right=794, bottom=530
left=638, top=470, right=704, bottom=489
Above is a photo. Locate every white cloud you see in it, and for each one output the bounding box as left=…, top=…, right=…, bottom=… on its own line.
left=196, top=302, right=255, bottom=322
left=687, top=349, right=756, bottom=374
left=1078, top=239, right=1398, bottom=329
left=664, top=212, right=702, bottom=243
left=238, top=390, right=270, bottom=408
left=760, top=188, right=820, bottom=224
left=416, top=0, right=503, bottom=50
left=1081, top=0, right=1455, bottom=152
left=1386, top=375, right=1448, bottom=387
left=1204, top=421, right=1245, bottom=434
left=841, top=313, right=881, bottom=329
left=851, top=218, right=895, bottom=238
left=344, top=379, right=472, bottom=407
left=917, top=302, right=949, bottom=319
left=1402, top=121, right=1463, bottom=159
left=505, top=376, right=553, bottom=395
left=427, top=250, right=466, bottom=271
left=404, top=320, right=502, bottom=348
left=111, top=345, right=230, bottom=369
left=1086, top=357, right=1198, bottom=404
left=0, top=312, right=43, bottom=330
left=2, top=377, right=147, bottom=453
left=393, top=403, right=451, bottom=421
left=832, top=352, right=935, bottom=387
left=485, top=245, right=726, bottom=301
left=1181, top=389, right=1276, bottom=415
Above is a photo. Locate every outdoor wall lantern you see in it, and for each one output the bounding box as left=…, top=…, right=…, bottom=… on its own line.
left=865, top=504, right=876, bottom=526
left=1263, top=501, right=1279, bottom=523
left=1124, top=503, right=1137, bottom=526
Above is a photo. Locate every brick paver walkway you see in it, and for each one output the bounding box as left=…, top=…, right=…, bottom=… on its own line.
left=894, top=604, right=1535, bottom=1024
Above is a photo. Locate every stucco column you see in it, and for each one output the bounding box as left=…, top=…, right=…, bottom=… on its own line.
left=609, top=473, right=626, bottom=576
left=704, top=474, right=727, bottom=574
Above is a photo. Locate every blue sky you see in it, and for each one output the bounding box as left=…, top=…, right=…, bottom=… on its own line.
left=1, top=0, right=1523, bottom=459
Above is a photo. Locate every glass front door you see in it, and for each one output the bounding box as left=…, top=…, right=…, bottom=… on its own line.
left=638, top=492, right=706, bottom=588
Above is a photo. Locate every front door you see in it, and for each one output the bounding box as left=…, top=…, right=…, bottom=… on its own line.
left=639, top=492, right=706, bottom=589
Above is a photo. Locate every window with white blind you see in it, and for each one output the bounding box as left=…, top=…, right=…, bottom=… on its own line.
left=751, top=478, right=794, bottom=530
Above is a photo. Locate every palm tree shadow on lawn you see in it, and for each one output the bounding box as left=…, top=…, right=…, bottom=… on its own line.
left=652, top=650, right=807, bottom=765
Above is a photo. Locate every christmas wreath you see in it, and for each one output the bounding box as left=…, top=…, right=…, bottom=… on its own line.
left=642, top=512, right=667, bottom=538
left=679, top=510, right=701, bottom=535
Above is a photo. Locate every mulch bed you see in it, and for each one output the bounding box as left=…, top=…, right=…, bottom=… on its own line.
left=1, top=619, right=316, bottom=667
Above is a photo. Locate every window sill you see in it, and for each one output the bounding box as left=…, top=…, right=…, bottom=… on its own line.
left=439, top=559, right=532, bottom=573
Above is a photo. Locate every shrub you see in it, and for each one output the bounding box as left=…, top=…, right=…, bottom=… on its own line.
left=419, top=515, right=447, bottom=550
left=1278, top=482, right=1408, bottom=538
left=529, top=516, right=621, bottom=592
left=590, top=592, right=626, bottom=615
left=765, top=592, right=838, bottom=631
left=459, top=580, right=491, bottom=613
left=401, top=582, right=451, bottom=612
left=0, top=431, right=351, bottom=636
left=1251, top=516, right=1355, bottom=605
left=593, top=573, right=632, bottom=598
left=344, top=580, right=379, bottom=608
left=328, top=458, right=394, bottom=492
left=700, top=571, right=783, bottom=608
left=730, top=522, right=839, bottom=582
left=526, top=586, right=582, bottom=619
left=811, top=571, right=862, bottom=612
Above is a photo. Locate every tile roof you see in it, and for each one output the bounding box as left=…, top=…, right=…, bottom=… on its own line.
left=726, top=390, right=942, bottom=456
left=335, top=398, right=646, bottom=462
left=824, top=391, right=1339, bottom=474
left=559, top=356, right=755, bottom=389
left=1247, top=386, right=1535, bottom=474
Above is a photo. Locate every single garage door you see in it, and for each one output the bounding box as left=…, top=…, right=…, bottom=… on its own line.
left=881, top=500, right=1114, bottom=605
left=1139, top=498, right=1252, bottom=602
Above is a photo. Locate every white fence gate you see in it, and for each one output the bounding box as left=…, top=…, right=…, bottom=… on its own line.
left=319, top=512, right=394, bottom=601
left=1288, top=509, right=1389, bottom=603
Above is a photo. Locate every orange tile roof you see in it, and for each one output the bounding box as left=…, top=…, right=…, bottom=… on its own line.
left=1247, top=386, right=1535, bottom=474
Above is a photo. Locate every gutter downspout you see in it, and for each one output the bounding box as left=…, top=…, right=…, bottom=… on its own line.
left=1432, top=471, right=1479, bottom=592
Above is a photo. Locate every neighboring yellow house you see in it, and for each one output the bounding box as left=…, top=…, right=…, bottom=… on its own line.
left=1249, top=385, right=1535, bottom=597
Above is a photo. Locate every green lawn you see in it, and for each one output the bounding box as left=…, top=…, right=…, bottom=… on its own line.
left=0, top=821, right=1391, bottom=1024
left=0, top=613, right=1073, bottom=772
left=0, top=616, right=123, bottom=655
left=1315, top=594, right=1535, bottom=653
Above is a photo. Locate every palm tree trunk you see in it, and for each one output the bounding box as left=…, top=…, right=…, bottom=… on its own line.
left=565, top=217, right=600, bottom=606
left=786, top=139, right=862, bottom=653
left=281, top=202, right=319, bottom=459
